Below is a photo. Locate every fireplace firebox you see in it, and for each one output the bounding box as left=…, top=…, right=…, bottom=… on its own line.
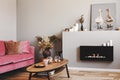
left=80, top=46, right=113, bottom=61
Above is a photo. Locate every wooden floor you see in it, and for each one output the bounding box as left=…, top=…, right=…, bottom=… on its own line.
left=1, top=68, right=120, bottom=80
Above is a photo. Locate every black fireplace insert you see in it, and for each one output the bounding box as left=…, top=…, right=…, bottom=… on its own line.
left=80, top=46, right=113, bottom=61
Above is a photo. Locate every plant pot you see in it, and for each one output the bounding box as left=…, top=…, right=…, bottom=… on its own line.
left=43, top=48, right=51, bottom=58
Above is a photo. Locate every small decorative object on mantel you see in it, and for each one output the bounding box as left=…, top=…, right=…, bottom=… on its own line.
left=115, top=27, right=120, bottom=31
left=64, top=28, right=69, bottom=32
left=36, top=35, right=59, bottom=59
left=73, top=23, right=79, bottom=31
left=64, top=23, right=79, bottom=32
left=69, top=27, right=74, bottom=32
left=102, top=40, right=113, bottom=46
left=63, top=14, right=87, bottom=32
left=79, top=15, right=84, bottom=31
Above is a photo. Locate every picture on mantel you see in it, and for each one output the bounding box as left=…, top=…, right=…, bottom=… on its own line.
left=90, top=3, right=116, bottom=31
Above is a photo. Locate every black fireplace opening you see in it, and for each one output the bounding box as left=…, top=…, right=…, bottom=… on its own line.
left=80, top=46, right=113, bottom=61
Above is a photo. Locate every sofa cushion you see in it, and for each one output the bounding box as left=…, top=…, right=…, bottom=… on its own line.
left=0, top=55, right=13, bottom=66
left=19, top=41, right=30, bottom=54
left=0, top=53, right=33, bottom=66
left=5, top=40, right=30, bottom=55
left=5, top=41, right=21, bottom=55
left=12, top=53, right=33, bottom=63
left=0, top=40, right=5, bottom=56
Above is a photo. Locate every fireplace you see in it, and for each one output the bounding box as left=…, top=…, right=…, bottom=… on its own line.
left=80, top=46, right=113, bottom=61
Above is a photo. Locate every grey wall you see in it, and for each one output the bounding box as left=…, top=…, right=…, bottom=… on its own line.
left=63, top=31, right=120, bottom=69
left=0, top=0, right=16, bottom=40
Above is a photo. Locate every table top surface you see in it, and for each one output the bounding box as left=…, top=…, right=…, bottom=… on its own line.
left=26, top=59, right=68, bottom=73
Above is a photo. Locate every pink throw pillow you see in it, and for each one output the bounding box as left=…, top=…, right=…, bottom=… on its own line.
left=19, top=41, right=30, bottom=53
left=0, top=40, right=5, bottom=56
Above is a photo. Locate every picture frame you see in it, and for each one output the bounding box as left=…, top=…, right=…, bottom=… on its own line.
left=90, top=3, right=116, bottom=31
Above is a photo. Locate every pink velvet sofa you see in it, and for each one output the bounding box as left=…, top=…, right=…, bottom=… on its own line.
left=0, top=40, right=35, bottom=74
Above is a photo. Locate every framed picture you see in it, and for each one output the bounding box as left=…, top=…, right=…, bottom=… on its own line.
left=90, top=3, right=116, bottom=31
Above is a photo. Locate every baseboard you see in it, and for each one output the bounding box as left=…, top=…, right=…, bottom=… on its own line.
left=68, top=67, right=120, bottom=72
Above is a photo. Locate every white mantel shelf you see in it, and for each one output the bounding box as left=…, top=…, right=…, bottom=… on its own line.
left=62, top=31, right=120, bottom=69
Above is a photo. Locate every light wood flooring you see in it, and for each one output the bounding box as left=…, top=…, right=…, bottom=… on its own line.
left=1, top=68, right=120, bottom=80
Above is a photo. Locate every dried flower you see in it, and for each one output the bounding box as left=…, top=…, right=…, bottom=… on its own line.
left=36, top=35, right=58, bottom=51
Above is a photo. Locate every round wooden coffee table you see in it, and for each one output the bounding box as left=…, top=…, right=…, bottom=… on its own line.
left=26, top=59, right=70, bottom=80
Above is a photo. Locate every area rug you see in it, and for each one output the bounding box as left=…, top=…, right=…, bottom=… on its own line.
left=54, top=75, right=114, bottom=80
left=52, top=70, right=120, bottom=80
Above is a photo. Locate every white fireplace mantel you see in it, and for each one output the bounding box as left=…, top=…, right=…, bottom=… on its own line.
left=62, top=31, right=120, bottom=69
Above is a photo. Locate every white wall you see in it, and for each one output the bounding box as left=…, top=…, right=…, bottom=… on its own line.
left=17, top=0, right=120, bottom=42
left=17, top=0, right=90, bottom=42
left=0, top=0, right=16, bottom=40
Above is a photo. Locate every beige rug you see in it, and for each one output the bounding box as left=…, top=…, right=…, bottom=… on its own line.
left=52, top=70, right=120, bottom=80
left=54, top=75, right=114, bottom=80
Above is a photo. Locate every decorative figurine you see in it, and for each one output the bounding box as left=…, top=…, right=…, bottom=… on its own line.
left=79, top=15, right=84, bottom=31
left=95, top=9, right=104, bottom=29
left=64, top=28, right=69, bottom=32
left=105, top=8, right=114, bottom=30
left=73, top=23, right=79, bottom=31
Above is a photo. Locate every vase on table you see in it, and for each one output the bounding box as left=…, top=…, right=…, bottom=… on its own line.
left=42, top=48, right=51, bottom=58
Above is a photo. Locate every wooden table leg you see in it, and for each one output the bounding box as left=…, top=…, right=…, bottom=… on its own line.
left=65, top=64, right=70, bottom=78
left=29, top=72, right=32, bottom=80
left=47, top=72, right=50, bottom=80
